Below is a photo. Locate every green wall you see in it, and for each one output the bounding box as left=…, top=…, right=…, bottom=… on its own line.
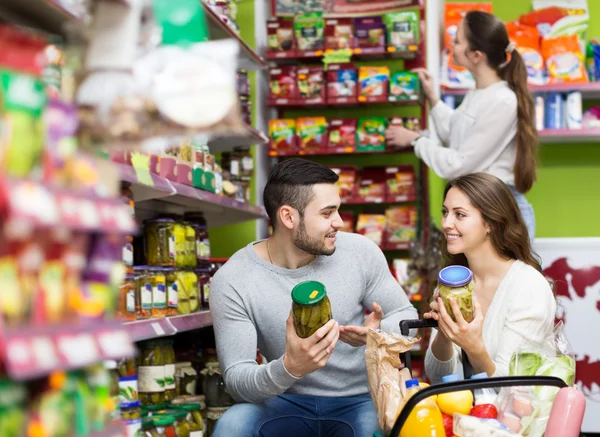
left=430, top=0, right=600, bottom=237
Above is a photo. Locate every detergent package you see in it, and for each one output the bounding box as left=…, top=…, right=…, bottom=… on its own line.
left=542, top=34, right=588, bottom=83
left=506, top=22, right=546, bottom=86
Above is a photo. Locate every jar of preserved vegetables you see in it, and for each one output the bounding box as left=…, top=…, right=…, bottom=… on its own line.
left=139, top=341, right=166, bottom=406
left=436, top=265, right=474, bottom=323
left=197, top=272, right=210, bottom=308
left=201, top=362, right=234, bottom=408
left=206, top=408, right=228, bottom=437
left=173, top=221, right=186, bottom=268
left=117, top=274, right=136, bottom=321
left=119, top=374, right=139, bottom=407
left=142, top=403, right=167, bottom=417
left=175, top=362, right=197, bottom=396
left=148, top=268, right=167, bottom=318
left=149, top=415, right=177, bottom=437
left=145, top=218, right=176, bottom=267
left=291, top=281, right=332, bottom=339
left=174, top=403, right=204, bottom=437
left=135, top=267, right=152, bottom=320
left=176, top=271, right=199, bottom=314
left=157, top=410, right=189, bottom=437
left=122, top=401, right=142, bottom=437
left=183, top=222, right=196, bottom=268
left=164, top=268, right=178, bottom=317
left=184, top=213, right=210, bottom=262
left=162, top=339, right=176, bottom=402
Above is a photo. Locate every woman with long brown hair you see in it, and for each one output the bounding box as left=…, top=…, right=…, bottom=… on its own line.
left=423, top=173, right=555, bottom=383
left=386, top=10, right=538, bottom=239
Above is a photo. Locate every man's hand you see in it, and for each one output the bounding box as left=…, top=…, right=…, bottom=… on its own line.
left=283, top=312, right=340, bottom=378
left=338, top=302, right=384, bottom=347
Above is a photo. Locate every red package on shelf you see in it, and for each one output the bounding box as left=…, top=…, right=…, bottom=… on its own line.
left=0, top=25, right=47, bottom=76
left=297, top=117, right=328, bottom=153
left=384, top=206, right=418, bottom=244
left=329, top=165, right=358, bottom=201
left=327, top=63, right=358, bottom=104
left=385, top=165, right=416, bottom=202
left=325, top=18, right=355, bottom=51
left=266, top=18, right=296, bottom=58
left=269, top=66, right=298, bottom=105
left=339, top=211, right=356, bottom=233
left=358, top=167, right=386, bottom=203
left=327, top=118, right=357, bottom=152
left=297, top=66, right=325, bottom=105
left=269, top=119, right=297, bottom=155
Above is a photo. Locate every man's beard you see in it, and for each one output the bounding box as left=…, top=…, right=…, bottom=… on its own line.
left=293, top=217, right=336, bottom=256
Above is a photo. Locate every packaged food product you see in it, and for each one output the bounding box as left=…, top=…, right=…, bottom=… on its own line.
left=327, top=118, right=357, bottom=151
left=174, top=403, right=205, bottom=436
left=297, top=66, right=325, bottom=104
left=266, top=18, right=296, bottom=54
left=175, top=362, right=198, bottom=396
left=339, top=212, right=356, bottom=233
left=358, top=66, right=390, bottom=102
left=183, top=223, right=197, bottom=267
left=176, top=271, right=200, bottom=314
left=135, top=268, right=152, bottom=320
left=385, top=206, right=417, bottom=243
left=326, top=63, right=358, bottom=104
left=354, top=17, right=385, bottom=52
left=269, top=119, right=297, bottom=154
left=494, top=386, right=540, bottom=434
left=358, top=167, right=386, bottom=202
left=145, top=218, right=176, bottom=267
left=383, top=11, right=420, bottom=50
left=291, top=281, right=332, bottom=339
left=520, top=3, right=589, bottom=44
left=506, top=22, right=546, bottom=86
left=117, top=274, right=137, bottom=321
left=329, top=166, right=358, bottom=201
left=198, top=272, right=211, bottom=308
left=542, top=34, right=588, bottom=83
left=139, top=341, right=166, bottom=406
left=356, top=118, right=387, bottom=151
left=122, top=401, right=143, bottom=437
left=325, top=18, right=354, bottom=51
left=453, top=413, right=518, bottom=437
left=268, top=66, right=298, bottom=104
left=389, top=72, right=420, bottom=101
left=436, top=265, right=474, bottom=323
left=149, top=415, right=177, bottom=437
left=156, top=410, right=189, bottom=437
left=297, top=117, right=327, bottom=152
left=162, top=340, right=177, bottom=402
left=148, top=268, right=167, bottom=318
left=356, top=214, right=387, bottom=246
left=294, top=12, right=324, bottom=53
left=400, top=379, right=445, bottom=437
left=119, top=374, right=139, bottom=407
left=385, top=166, right=415, bottom=201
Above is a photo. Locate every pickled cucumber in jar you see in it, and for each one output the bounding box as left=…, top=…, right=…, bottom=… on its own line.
left=138, top=341, right=166, bottom=406
left=145, top=219, right=176, bottom=266
left=156, top=410, right=189, bottom=437
left=437, top=265, right=474, bottom=323
left=173, top=223, right=187, bottom=268
left=162, top=340, right=176, bottom=402
left=174, top=403, right=204, bottom=437
left=291, top=281, right=332, bottom=339
left=183, top=223, right=197, bottom=268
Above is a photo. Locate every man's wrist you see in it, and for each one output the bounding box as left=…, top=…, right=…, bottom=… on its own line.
left=283, top=353, right=302, bottom=379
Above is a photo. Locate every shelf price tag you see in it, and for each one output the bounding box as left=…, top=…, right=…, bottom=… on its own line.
left=31, top=336, right=59, bottom=371
left=131, top=153, right=155, bottom=187
left=97, top=330, right=135, bottom=358
left=57, top=333, right=99, bottom=368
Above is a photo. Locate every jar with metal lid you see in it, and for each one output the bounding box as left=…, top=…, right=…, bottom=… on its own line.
left=157, top=410, right=189, bottom=437
left=175, top=362, right=197, bottom=396
left=201, top=362, right=234, bottom=408
left=139, top=341, right=166, bottom=406
left=206, top=408, right=229, bottom=437
left=148, top=268, right=167, bottom=318
left=122, top=401, right=142, bottom=437
left=145, top=218, right=176, bottom=267
left=142, top=403, right=167, bottom=417
left=291, top=281, right=332, bottom=339
left=135, top=268, right=152, bottom=320
left=162, top=339, right=177, bottom=402
left=174, top=403, right=204, bottom=437
left=164, top=268, right=178, bottom=316
left=118, top=274, right=136, bottom=321
left=436, top=265, right=474, bottom=323
left=183, top=222, right=197, bottom=268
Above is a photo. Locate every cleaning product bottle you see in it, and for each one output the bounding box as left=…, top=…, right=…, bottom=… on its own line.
left=436, top=373, right=474, bottom=416
left=469, top=372, right=498, bottom=418
left=544, top=387, right=586, bottom=437
left=400, top=379, right=445, bottom=437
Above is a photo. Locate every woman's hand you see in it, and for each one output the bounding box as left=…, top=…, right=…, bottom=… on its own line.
left=385, top=126, right=420, bottom=147
left=436, top=294, right=486, bottom=357
left=412, top=68, right=439, bottom=107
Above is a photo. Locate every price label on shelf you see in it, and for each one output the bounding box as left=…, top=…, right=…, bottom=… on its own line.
left=57, top=333, right=99, bottom=367
left=97, top=330, right=135, bottom=359
left=5, top=338, right=33, bottom=368
left=31, top=336, right=59, bottom=371
left=151, top=322, right=165, bottom=336
left=80, top=199, right=100, bottom=229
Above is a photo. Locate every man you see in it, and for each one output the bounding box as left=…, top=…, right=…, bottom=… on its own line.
left=210, top=158, right=418, bottom=437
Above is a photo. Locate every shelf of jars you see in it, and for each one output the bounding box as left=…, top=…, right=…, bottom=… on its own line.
left=123, top=311, right=213, bottom=342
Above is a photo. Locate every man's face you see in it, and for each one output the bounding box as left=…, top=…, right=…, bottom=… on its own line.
left=293, top=184, right=344, bottom=256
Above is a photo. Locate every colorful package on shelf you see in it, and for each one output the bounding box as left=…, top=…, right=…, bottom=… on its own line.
left=385, top=206, right=417, bottom=243
left=586, top=40, right=600, bottom=81
left=542, top=35, right=588, bottom=83
left=330, top=166, right=358, bottom=201
left=393, top=258, right=422, bottom=300
left=385, top=166, right=416, bottom=202
left=267, top=18, right=296, bottom=55
left=175, top=139, right=194, bottom=186
left=296, top=117, right=327, bottom=152
left=389, top=115, right=421, bottom=133
left=269, top=119, right=297, bottom=154
left=356, top=117, right=387, bottom=151
left=354, top=17, right=386, bottom=53
left=383, top=11, right=420, bottom=51
left=506, top=22, right=546, bottom=86
left=294, top=12, right=325, bottom=53
left=327, top=118, right=357, bottom=151
left=358, top=66, right=389, bottom=102
left=269, top=66, right=298, bottom=104
left=356, top=214, right=387, bottom=246
left=358, top=167, right=386, bottom=202
left=389, top=72, right=420, bottom=101
left=325, top=18, right=355, bottom=51
left=327, top=63, right=358, bottom=104
left=297, top=66, right=325, bottom=104
left=521, top=1, right=589, bottom=48
left=43, top=99, right=80, bottom=187
left=339, top=211, right=356, bottom=233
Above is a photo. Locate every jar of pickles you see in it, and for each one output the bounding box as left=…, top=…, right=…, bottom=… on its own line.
left=145, top=218, right=176, bottom=267
left=175, top=403, right=204, bottom=437
left=148, top=268, right=167, bottom=318
left=164, top=268, right=178, bottom=317
left=183, top=222, right=197, bottom=268
left=176, top=271, right=199, bottom=314
left=117, top=274, right=136, bottom=321
left=175, top=362, right=197, bottom=396
left=139, top=341, right=166, bottom=406
left=145, top=415, right=177, bottom=437
left=206, top=408, right=228, bottom=437
left=291, top=281, right=332, bottom=339
left=135, top=268, right=152, bottom=320
left=142, top=403, right=167, bottom=417
left=171, top=396, right=207, bottom=428
left=162, top=340, right=176, bottom=402
left=158, top=410, right=189, bottom=437
left=197, top=272, right=211, bottom=308
left=122, top=401, right=142, bottom=437
left=184, top=213, right=210, bottom=263
left=201, top=362, right=234, bottom=408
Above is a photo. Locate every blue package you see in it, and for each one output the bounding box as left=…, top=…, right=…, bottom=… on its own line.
left=592, top=42, right=600, bottom=81
left=545, top=92, right=564, bottom=130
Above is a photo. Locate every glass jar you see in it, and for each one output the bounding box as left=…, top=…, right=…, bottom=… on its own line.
left=135, top=268, right=152, bottom=320
left=145, top=218, right=176, bottom=267
left=175, top=403, right=204, bottom=437
left=176, top=271, right=191, bottom=315
left=122, top=401, right=142, bottom=437
left=197, top=272, right=210, bottom=308
left=291, top=281, right=332, bottom=339
left=173, top=222, right=186, bottom=268
left=206, top=408, right=228, bottom=437
left=142, top=403, right=167, bottom=417
left=150, top=415, right=177, bottom=437
left=183, top=222, right=196, bottom=268
left=184, top=213, right=210, bottom=262
left=162, top=340, right=176, bottom=402
left=149, top=268, right=167, bottom=318
left=176, top=271, right=199, bottom=314
left=175, top=362, right=197, bottom=396
left=157, top=410, right=189, bottom=437
left=118, top=357, right=137, bottom=377
left=201, top=362, right=234, bottom=408
left=139, top=341, right=166, bottom=406
left=234, top=146, right=253, bottom=181
left=436, top=265, right=474, bottom=323
left=164, top=268, right=178, bottom=317
left=119, top=374, right=139, bottom=407
left=117, top=274, right=136, bottom=321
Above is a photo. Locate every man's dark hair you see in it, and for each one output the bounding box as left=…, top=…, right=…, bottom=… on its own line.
left=264, top=158, right=339, bottom=229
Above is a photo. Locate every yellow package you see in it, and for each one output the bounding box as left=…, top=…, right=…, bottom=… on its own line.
left=358, top=66, right=390, bottom=98
left=542, top=34, right=588, bottom=83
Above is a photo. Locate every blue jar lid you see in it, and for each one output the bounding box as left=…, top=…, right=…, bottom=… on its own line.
left=438, top=265, right=473, bottom=287
left=470, top=372, right=489, bottom=380
left=405, top=378, right=420, bottom=388
left=441, top=373, right=461, bottom=383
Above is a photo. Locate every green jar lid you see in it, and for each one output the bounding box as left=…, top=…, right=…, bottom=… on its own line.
left=291, top=281, right=327, bottom=305
left=153, top=415, right=176, bottom=426
left=142, top=417, right=154, bottom=429
left=174, top=403, right=201, bottom=412
left=142, top=403, right=167, bottom=412
left=158, top=409, right=187, bottom=419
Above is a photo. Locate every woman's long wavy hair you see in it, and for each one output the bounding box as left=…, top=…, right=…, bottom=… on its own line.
left=441, top=173, right=542, bottom=272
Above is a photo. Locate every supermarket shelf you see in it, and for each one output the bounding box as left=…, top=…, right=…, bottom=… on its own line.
left=203, top=3, right=267, bottom=71
left=118, top=164, right=268, bottom=227
left=442, top=82, right=600, bottom=99
left=343, top=195, right=417, bottom=205
left=91, top=422, right=127, bottom=437
left=208, top=123, right=269, bottom=153
left=268, top=97, right=420, bottom=109
left=0, top=321, right=135, bottom=381
left=538, top=128, right=600, bottom=144
left=0, top=0, right=86, bottom=35
left=381, top=242, right=413, bottom=251
left=266, top=47, right=420, bottom=63
left=270, top=146, right=414, bottom=157
left=123, top=311, right=213, bottom=342
left=0, top=177, right=137, bottom=235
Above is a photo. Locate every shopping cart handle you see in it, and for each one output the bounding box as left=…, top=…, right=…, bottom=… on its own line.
left=400, top=319, right=438, bottom=336
left=389, top=376, right=568, bottom=437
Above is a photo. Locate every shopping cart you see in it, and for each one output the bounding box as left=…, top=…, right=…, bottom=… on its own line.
left=386, top=319, right=570, bottom=437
